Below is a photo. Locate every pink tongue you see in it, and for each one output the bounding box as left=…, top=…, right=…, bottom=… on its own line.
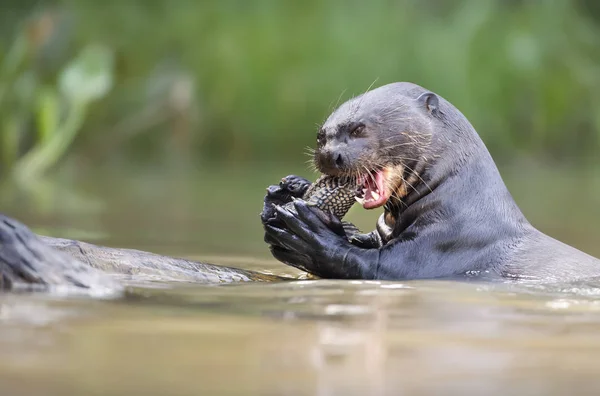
left=362, top=170, right=388, bottom=209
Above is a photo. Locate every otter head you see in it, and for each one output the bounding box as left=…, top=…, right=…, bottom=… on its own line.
left=314, top=82, right=439, bottom=210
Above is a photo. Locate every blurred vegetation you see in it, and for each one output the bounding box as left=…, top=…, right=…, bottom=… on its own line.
left=0, top=0, right=599, bottom=257
left=1, top=0, right=600, bottom=184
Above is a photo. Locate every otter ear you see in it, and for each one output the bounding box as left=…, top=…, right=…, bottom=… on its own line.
left=416, top=92, right=439, bottom=114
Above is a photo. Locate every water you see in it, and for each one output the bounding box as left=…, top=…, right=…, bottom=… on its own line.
left=1, top=165, right=600, bottom=395
left=3, top=279, right=600, bottom=395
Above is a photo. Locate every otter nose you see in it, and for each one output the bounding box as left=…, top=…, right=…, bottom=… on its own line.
left=319, top=148, right=345, bottom=174
left=334, top=152, right=344, bottom=167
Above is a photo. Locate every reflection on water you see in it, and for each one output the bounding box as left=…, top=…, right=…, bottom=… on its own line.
left=1, top=165, right=600, bottom=395
left=3, top=279, right=600, bottom=395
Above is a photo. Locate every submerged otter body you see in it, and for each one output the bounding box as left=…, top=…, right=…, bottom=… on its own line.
left=0, top=171, right=359, bottom=292
left=262, top=82, right=600, bottom=282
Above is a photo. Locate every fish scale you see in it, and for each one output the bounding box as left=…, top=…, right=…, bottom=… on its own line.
left=284, top=175, right=358, bottom=219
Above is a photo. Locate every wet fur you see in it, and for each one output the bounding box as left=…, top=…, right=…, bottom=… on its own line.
left=262, top=82, right=600, bottom=282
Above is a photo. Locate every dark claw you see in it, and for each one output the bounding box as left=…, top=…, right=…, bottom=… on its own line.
left=274, top=205, right=302, bottom=228
left=276, top=204, right=322, bottom=243
left=266, top=185, right=284, bottom=198
left=349, top=231, right=382, bottom=249
left=279, top=175, right=311, bottom=196
left=313, top=207, right=347, bottom=237
left=264, top=224, right=307, bottom=252
left=292, top=200, right=327, bottom=231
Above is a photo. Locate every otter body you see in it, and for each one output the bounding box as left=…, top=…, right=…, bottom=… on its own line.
left=0, top=171, right=358, bottom=291
left=262, top=82, right=600, bottom=282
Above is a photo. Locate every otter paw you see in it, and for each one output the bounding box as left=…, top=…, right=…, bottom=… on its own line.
left=279, top=175, right=311, bottom=197
left=261, top=175, right=312, bottom=224
left=349, top=231, right=383, bottom=249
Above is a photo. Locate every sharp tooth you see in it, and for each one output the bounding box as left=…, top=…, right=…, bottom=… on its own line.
left=355, top=196, right=365, bottom=205
left=371, top=191, right=380, bottom=200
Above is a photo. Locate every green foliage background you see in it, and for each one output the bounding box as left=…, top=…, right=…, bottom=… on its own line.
left=2, top=0, right=600, bottom=182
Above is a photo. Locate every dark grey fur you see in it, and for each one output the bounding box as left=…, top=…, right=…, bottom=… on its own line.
left=262, top=82, right=600, bottom=282
left=0, top=214, right=284, bottom=293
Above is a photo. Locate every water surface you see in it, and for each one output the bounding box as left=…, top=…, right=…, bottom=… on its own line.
left=1, top=165, right=600, bottom=395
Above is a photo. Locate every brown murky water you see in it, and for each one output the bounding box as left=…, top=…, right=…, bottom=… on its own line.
left=1, top=165, right=600, bottom=395
left=3, top=278, right=600, bottom=395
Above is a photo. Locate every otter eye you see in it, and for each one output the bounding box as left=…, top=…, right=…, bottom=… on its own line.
left=316, top=129, right=326, bottom=146
left=349, top=123, right=365, bottom=137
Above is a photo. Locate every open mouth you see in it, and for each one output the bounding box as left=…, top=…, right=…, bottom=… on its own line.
left=355, top=168, right=391, bottom=209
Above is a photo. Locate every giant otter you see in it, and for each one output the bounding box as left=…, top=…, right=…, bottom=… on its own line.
left=262, top=82, right=600, bottom=282
left=1, top=82, right=598, bottom=292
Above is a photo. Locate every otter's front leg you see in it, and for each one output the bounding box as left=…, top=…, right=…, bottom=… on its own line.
left=264, top=200, right=380, bottom=279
